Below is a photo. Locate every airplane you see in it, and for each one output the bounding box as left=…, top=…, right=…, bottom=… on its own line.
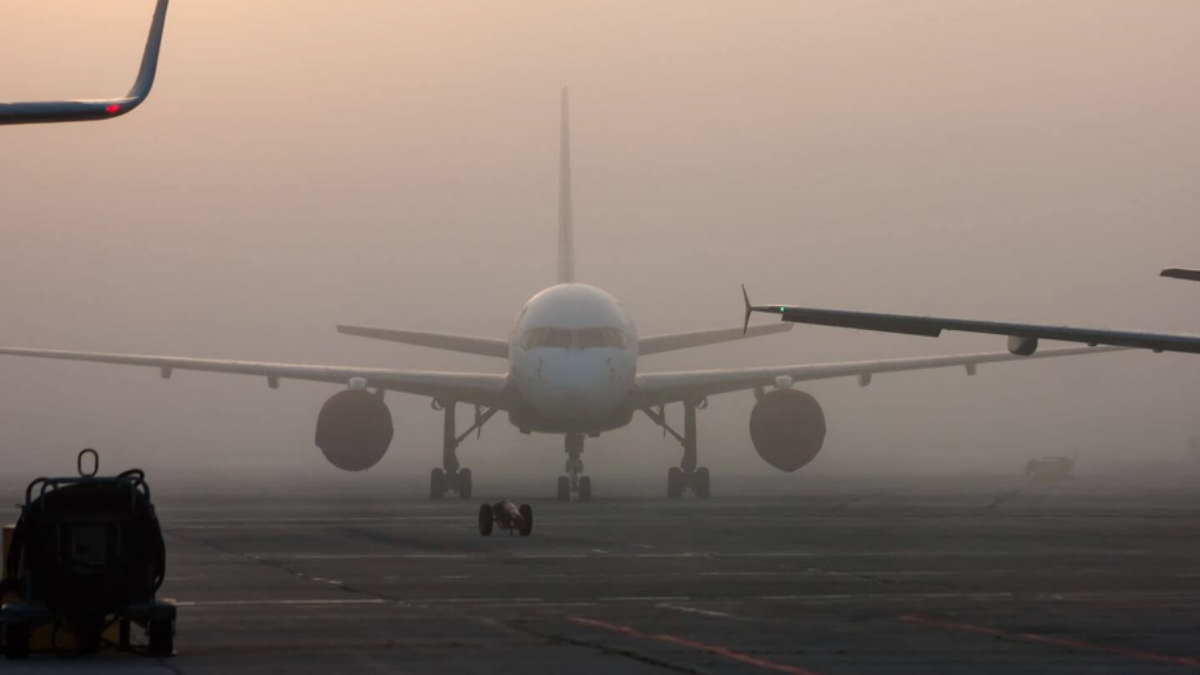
left=0, top=0, right=168, bottom=125
left=0, top=90, right=1121, bottom=501
left=744, top=268, right=1200, bottom=356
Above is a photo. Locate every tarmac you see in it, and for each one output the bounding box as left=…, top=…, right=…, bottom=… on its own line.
left=3, top=471, right=1199, bottom=673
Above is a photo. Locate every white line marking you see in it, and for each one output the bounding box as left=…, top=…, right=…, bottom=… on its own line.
left=657, top=603, right=743, bottom=620
left=172, top=598, right=387, bottom=607
left=603, top=596, right=690, bottom=602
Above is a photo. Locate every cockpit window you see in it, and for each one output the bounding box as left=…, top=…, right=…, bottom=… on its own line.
left=575, top=327, right=625, bottom=349
left=521, top=326, right=625, bottom=350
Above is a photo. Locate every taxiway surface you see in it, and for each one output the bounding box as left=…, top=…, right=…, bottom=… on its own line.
left=4, top=473, right=1199, bottom=673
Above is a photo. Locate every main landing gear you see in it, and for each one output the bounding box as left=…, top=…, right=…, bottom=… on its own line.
left=641, top=399, right=711, bottom=499
left=429, top=399, right=498, bottom=500
left=556, top=433, right=593, bottom=502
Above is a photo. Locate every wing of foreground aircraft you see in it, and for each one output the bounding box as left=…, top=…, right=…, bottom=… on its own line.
left=0, top=0, right=168, bottom=125
left=743, top=284, right=1200, bottom=356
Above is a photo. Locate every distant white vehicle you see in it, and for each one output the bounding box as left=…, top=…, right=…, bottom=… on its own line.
left=0, top=0, right=168, bottom=125
left=0, top=91, right=1118, bottom=501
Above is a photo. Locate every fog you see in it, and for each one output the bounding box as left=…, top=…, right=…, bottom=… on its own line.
left=0, top=1, right=1198, bottom=493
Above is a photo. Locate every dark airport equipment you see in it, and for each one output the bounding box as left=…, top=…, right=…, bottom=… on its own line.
left=479, top=500, right=532, bottom=537
left=0, top=449, right=175, bottom=658
left=1024, top=455, right=1075, bottom=482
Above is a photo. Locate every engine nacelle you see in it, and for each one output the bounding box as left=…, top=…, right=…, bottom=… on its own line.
left=314, top=389, right=394, bottom=471
left=749, top=389, right=826, bottom=472
left=1007, top=335, right=1039, bottom=356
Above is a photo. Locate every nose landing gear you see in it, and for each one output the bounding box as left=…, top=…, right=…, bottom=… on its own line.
left=556, top=433, right=592, bottom=502
left=643, top=399, right=711, bottom=499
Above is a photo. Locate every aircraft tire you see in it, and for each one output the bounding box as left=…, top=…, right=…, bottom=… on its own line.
left=519, top=504, right=533, bottom=536
left=578, top=476, right=592, bottom=502
left=694, top=467, right=711, bottom=499
left=478, top=503, right=494, bottom=536
left=667, top=467, right=683, bottom=499
left=4, top=622, right=30, bottom=659
left=459, top=468, right=473, bottom=499
left=430, top=468, right=446, bottom=500
left=556, top=476, right=570, bottom=502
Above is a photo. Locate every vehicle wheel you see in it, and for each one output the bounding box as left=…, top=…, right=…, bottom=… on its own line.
left=458, top=468, right=473, bottom=499
left=556, top=476, right=570, bottom=502
left=694, top=467, right=710, bottom=499
left=430, top=468, right=446, bottom=500
left=518, top=504, right=533, bottom=536
left=578, top=476, right=592, bottom=502
left=147, top=621, right=174, bottom=658
left=478, top=503, right=494, bottom=536
left=4, top=622, right=30, bottom=660
left=667, top=467, right=683, bottom=499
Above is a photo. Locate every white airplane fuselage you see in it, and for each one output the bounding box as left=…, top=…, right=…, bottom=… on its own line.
left=507, top=284, right=638, bottom=434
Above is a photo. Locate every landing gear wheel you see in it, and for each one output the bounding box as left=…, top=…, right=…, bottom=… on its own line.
left=430, top=468, right=446, bottom=500
left=693, top=467, right=711, bottom=499
left=556, top=476, right=570, bottom=502
left=4, top=622, right=30, bottom=660
left=518, top=504, right=533, bottom=536
left=478, top=503, right=494, bottom=536
left=667, top=467, right=683, bottom=499
left=458, top=468, right=473, bottom=499
left=578, top=475, right=592, bottom=502
left=147, top=621, right=174, bottom=658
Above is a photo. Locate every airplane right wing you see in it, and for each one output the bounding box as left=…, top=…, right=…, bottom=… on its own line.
left=638, top=323, right=792, bottom=355
left=0, top=346, right=511, bottom=409
left=0, top=0, right=168, bottom=125
left=635, top=345, right=1121, bottom=407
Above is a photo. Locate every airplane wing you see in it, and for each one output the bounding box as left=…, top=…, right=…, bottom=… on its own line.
left=0, top=347, right=511, bottom=409
left=747, top=303, right=1200, bottom=355
left=634, top=345, right=1120, bottom=407
left=638, top=323, right=791, bottom=355
left=0, top=0, right=168, bottom=125
left=1161, top=267, right=1200, bottom=282
left=336, top=325, right=510, bottom=358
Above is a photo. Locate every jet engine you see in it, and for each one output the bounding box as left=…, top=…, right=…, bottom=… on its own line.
left=314, top=389, right=394, bottom=471
left=749, top=389, right=826, bottom=472
left=1007, top=335, right=1039, bottom=356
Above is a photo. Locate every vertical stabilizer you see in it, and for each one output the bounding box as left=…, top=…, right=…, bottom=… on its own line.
left=557, top=87, right=575, bottom=284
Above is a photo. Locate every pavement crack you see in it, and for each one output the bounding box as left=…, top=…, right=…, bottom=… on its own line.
left=506, top=621, right=708, bottom=674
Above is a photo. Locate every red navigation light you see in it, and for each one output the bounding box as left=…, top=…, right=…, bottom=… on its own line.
left=105, top=103, right=121, bottom=114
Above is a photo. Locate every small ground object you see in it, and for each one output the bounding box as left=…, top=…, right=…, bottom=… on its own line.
left=1024, top=455, right=1075, bottom=481
left=478, top=500, right=532, bottom=536
left=0, top=449, right=175, bottom=659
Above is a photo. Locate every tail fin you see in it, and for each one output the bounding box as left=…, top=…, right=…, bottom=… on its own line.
left=557, top=87, right=575, bottom=284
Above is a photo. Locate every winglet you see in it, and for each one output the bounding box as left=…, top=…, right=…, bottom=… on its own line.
left=0, top=0, right=169, bottom=125
left=742, top=285, right=752, bottom=334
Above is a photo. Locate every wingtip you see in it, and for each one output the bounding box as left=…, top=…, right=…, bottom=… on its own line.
left=741, top=285, right=752, bottom=335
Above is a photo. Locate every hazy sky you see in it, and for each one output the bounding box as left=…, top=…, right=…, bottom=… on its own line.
left=0, top=1, right=1198, bottom=487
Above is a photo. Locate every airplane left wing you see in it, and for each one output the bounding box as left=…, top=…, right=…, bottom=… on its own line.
left=0, top=347, right=511, bottom=409
left=634, top=345, right=1121, bottom=407
left=0, top=0, right=168, bottom=125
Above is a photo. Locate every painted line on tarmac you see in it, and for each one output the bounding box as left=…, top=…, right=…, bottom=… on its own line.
left=171, top=598, right=388, bottom=607
left=657, top=603, right=744, bottom=620
left=569, top=617, right=821, bottom=675
left=900, top=614, right=1200, bottom=668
